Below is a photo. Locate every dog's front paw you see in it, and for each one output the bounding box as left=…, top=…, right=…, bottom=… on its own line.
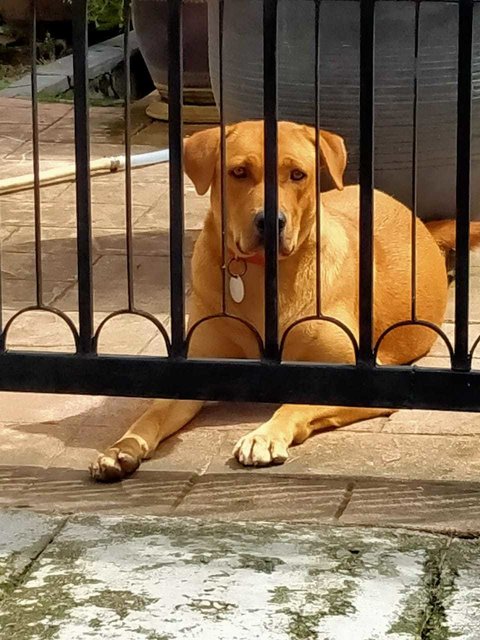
left=89, top=448, right=140, bottom=483
left=233, top=430, right=289, bottom=467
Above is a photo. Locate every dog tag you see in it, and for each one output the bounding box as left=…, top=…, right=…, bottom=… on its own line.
left=229, top=275, right=245, bottom=303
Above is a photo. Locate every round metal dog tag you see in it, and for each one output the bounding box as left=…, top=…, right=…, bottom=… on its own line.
left=229, top=275, right=245, bottom=303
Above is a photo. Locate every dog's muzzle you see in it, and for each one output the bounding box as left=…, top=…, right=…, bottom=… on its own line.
left=253, top=210, right=286, bottom=243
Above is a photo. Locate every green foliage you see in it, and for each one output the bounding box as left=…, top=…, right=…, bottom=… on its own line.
left=64, top=0, right=125, bottom=31
left=89, top=0, right=124, bottom=30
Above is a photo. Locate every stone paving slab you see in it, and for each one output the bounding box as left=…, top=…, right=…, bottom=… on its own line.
left=0, top=98, right=73, bottom=126
left=0, top=467, right=195, bottom=516
left=1, top=216, right=200, bottom=261
left=198, top=422, right=480, bottom=482
left=382, top=409, right=480, bottom=435
left=0, top=513, right=479, bottom=640
left=50, top=254, right=174, bottom=316
left=174, top=473, right=348, bottom=521
left=0, top=200, right=152, bottom=228
left=340, top=478, right=480, bottom=534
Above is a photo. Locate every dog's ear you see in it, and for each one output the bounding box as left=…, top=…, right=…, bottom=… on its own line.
left=183, top=127, right=220, bottom=195
left=319, top=130, right=347, bottom=190
left=302, top=126, right=347, bottom=191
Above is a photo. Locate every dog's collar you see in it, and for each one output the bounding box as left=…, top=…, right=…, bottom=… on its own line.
left=228, top=251, right=265, bottom=266
left=226, top=251, right=264, bottom=304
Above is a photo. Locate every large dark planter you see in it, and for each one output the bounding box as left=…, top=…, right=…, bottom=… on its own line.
left=208, top=0, right=480, bottom=219
left=133, top=0, right=213, bottom=106
left=0, top=0, right=71, bottom=23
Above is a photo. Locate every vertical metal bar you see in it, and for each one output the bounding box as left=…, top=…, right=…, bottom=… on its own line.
left=31, top=0, right=43, bottom=308
left=123, top=0, right=135, bottom=310
left=72, top=0, right=94, bottom=354
left=168, top=0, right=185, bottom=358
left=219, top=0, right=227, bottom=313
left=454, top=0, right=473, bottom=371
left=314, top=0, right=322, bottom=317
left=358, top=0, right=375, bottom=366
left=263, top=0, right=279, bottom=362
left=410, top=0, right=420, bottom=321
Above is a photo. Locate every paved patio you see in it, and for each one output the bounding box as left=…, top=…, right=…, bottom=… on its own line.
left=0, top=96, right=480, bottom=538
left=2, top=510, right=480, bottom=640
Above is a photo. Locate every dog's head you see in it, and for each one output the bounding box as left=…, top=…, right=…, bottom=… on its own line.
left=184, top=120, right=346, bottom=259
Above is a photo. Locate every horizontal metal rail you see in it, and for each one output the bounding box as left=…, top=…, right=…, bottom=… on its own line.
left=0, top=353, right=479, bottom=412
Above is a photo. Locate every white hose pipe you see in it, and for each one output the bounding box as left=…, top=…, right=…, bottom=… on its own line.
left=0, top=149, right=170, bottom=196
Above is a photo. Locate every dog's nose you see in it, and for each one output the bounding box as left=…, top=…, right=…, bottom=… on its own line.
left=254, top=211, right=286, bottom=236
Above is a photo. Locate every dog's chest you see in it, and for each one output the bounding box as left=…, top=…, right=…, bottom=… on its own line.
left=225, top=262, right=317, bottom=336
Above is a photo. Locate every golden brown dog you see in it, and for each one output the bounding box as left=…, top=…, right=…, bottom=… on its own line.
left=90, top=120, right=480, bottom=481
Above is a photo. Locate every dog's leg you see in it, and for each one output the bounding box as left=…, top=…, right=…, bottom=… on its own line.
left=90, top=398, right=205, bottom=482
left=234, top=404, right=393, bottom=467
left=234, top=319, right=394, bottom=466
left=90, top=321, right=245, bottom=482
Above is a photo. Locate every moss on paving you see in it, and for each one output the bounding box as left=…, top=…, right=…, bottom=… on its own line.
left=388, top=538, right=480, bottom=639
left=418, top=546, right=459, bottom=640
left=144, top=633, right=173, bottom=640
left=85, top=589, right=157, bottom=620
left=277, top=583, right=357, bottom=640
left=388, top=580, right=429, bottom=637
left=270, top=585, right=295, bottom=605
left=186, top=598, right=237, bottom=621
left=238, top=553, right=285, bottom=573
left=38, top=88, right=123, bottom=106
left=0, top=571, right=81, bottom=639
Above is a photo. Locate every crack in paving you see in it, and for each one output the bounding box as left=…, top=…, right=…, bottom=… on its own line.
left=2, top=226, right=22, bottom=244
left=333, top=480, right=355, bottom=520
left=47, top=253, right=103, bottom=307
left=170, top=470, right=203, bottom=512
left=170, top=435, right=226, bottom=512
left=0, top=515, right=69, bottom=603
left=418, top=537, right=456, bottom=640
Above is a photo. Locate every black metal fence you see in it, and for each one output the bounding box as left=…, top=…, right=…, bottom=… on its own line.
left=1, top=0, right=480, bottom=412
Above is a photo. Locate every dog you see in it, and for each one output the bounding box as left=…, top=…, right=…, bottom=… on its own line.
left=90, top=120, right=480, bottom=482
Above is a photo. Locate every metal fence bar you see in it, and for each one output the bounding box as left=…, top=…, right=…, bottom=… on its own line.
left=358, top=0, right=375, bottom=366
left=30, top=0, right=43, bottom=308
left=453, top=0, right=474, bottom=371
left=219, top=0, right=227, bottom=313
left=314, top=0, right=322, bottom=317
left=168, top=0, right=186, bottom=358
left=263, top=0, right=280, bottom=361
left=72, top=0, right=94, bottom=354
left=123, top=0, right=135, bottom=311
left=410, top=0, right=420, bottom=321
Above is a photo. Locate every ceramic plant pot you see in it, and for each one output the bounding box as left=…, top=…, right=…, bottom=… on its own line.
left=208, top=0, right=480, bottom=219
left=133, top=0, right=213, bottom=106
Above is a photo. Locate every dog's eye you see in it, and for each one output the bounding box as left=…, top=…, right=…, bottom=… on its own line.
left=290, top=169, right=306, bottom=181
left=230, top=166, right=248, bottom=179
